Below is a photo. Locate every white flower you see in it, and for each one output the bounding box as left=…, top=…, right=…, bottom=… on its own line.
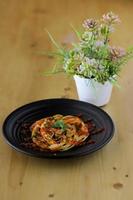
left=82, top=31, right=93, bottom=41
left=85, top=58, right=97, bottom=66
left=85, top=57, right=104, bottom=71
left=98, top=64, right=104, bottom=71
left=77, top=64, right=85, bottom=73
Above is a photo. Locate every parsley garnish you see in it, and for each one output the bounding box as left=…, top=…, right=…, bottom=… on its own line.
left=52, top=120, right=67, bottom=131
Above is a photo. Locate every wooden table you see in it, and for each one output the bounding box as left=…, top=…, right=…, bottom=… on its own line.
left=0, top=0, right=133, bottom=199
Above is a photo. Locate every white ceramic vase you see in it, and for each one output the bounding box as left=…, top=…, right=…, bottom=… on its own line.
left=74, top=75, right=113, bottom=107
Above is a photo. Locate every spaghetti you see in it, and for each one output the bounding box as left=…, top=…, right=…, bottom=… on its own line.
left=30, top=114, right=91, bottom=151
left=20, top=114, right=104, bottom=152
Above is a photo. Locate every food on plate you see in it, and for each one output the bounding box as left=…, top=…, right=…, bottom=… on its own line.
left=30, top=114, right=92, bottom=151
left=20, top=114, right=104, bottom=152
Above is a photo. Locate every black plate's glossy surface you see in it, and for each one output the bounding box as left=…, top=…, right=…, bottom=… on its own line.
left=2, top=98, right=115, bottom=158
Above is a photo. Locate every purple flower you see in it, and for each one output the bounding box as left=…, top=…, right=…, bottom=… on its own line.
left=95, top=40, right=104, bottom=47
left=109, top=46, right=126, bottom=60
left=102, top=12, right=121, bottom=24
left=109, top=26, right=115, bottom=32
left=82, top=19, right=97, bottom=29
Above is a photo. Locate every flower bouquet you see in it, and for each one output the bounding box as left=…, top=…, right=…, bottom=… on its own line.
left=45, top=12, right=133, bottom=106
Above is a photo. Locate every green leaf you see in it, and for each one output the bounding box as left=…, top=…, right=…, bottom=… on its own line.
left=43, top=69, right=64, bottom=76
left=101, top=26, right=107, bottom=35
left=70, top=23, right=81, bottom=40
left=109, top=78, right=121, bottom=89
left=45, top=29, right=65, bottom=55
left=52, top=120, right=67, bottom=131
left=36, top=51, right=64, bottom=57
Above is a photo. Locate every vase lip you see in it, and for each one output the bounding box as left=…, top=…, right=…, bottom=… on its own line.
left=74, top=74, right=112, bottom=85
left=74, top=74, right=91, bottom=80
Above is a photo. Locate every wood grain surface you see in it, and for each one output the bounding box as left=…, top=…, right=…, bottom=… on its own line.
left=0, top=0, right=133, bottom=199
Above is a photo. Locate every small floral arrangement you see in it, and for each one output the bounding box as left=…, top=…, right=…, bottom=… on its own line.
left=46, top=12, right=133, bottom=84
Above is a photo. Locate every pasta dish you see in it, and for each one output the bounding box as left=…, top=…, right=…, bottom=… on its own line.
left=30, top=114, right=91, bottom=151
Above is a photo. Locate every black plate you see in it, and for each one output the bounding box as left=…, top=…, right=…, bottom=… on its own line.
left=2, top=98, right=115, bottom=158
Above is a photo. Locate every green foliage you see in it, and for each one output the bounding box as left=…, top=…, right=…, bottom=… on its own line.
left=52, top=120, right=67, bottom=131
left=45, top=12, right=133, bottom=84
